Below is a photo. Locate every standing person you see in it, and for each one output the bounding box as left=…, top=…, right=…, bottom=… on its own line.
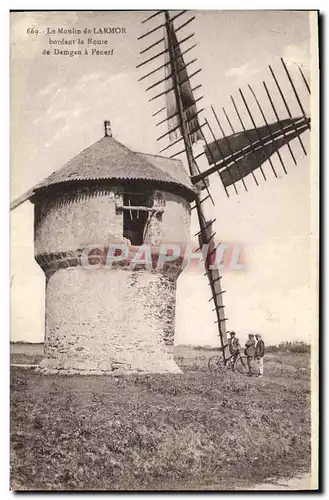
left=228, top=331, right=241, bottom=370
left=255, top=334, right=265, bottom=377
left=244, top=334, right=256, bottom=376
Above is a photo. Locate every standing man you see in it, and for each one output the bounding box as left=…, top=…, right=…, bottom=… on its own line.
left=228, top=331, right=241, bottom=370
left=255, top=334, right=265, bottom=377
left=244, top=334, right=256, bottom=376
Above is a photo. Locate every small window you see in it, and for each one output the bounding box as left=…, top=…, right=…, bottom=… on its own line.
left=123, top=192, right=151, bottom=245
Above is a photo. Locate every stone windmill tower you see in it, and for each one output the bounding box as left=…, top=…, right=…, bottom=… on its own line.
left=11, top=10, right=311, bottom=374
left=12, top=121, right=196, bottom=374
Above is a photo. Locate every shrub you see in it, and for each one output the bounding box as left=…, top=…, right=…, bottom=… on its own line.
left=266, top=341, right=311, bottom=354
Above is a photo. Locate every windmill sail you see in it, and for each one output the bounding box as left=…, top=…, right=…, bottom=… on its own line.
left=204, top=117, right=309, bottom=164
left=219, top=121, right=310, bottom=187
left=195, top=115, right=310, bottom=186
left=198, top=61, right=311, bottom=191
left=164, top=19, right=203, bottom=144
left=10, top=188, right=35, bottom=211
left=137, top=10, right=230, bottom=361
left=137, top=13, right=312, bottom=359
left=199, top=221, right=228, bottom=339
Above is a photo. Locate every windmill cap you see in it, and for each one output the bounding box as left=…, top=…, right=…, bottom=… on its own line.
left=29, top=125, right=197, bottom=202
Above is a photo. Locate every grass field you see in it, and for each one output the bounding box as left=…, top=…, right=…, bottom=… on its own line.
left=10, top=344, right=311, bottom=491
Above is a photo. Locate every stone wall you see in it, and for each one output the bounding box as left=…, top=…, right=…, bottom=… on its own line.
left=145, top=191, right=190, bottom=246
left=35, top=187, right=123, bottom=255
left=34, top=183, right=190, bottom=374
left=35, top=186, right=190, bottom=254
left=39, top=266, right=180, bottom=374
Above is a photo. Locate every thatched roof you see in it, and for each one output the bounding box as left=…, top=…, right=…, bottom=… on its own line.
left=137, top=152, right=193, bottom=191
left=31, top=136, right=195, bottom=199
left=10, top=136, right=196, bottom=210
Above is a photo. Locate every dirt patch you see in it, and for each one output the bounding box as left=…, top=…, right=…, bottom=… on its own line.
left=246, top=473, right=313, bottom=490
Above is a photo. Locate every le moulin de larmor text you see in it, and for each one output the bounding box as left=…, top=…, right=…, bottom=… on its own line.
left=46, top=27, right=127, bottom=35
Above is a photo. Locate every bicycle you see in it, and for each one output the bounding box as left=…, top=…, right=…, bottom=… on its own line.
left=208, top=351, right=249, bottom=375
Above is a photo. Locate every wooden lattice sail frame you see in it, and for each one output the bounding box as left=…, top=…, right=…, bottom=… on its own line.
left=137, top=10, right=311, bottom=362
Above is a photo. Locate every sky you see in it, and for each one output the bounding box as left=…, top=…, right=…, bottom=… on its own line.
left=10, top=10, right=318, bottom=346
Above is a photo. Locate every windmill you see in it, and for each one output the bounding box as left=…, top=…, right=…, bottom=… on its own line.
left=9, top=10, right=312, bottom=373
left=136, top=10, right=311, bottom=363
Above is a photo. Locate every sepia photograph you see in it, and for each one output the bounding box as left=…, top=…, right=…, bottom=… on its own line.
left=10, top=9, right=319, bottom=491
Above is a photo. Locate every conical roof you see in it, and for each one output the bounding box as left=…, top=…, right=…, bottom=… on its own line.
left=33, top=135, right=195, bottom=201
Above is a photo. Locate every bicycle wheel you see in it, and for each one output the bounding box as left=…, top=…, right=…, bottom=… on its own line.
left=208, top=355, right=224, bottom=373
left=236, top=355, right=249, bottom=374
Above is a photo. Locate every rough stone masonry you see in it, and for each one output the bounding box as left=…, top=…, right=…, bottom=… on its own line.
left=30, top=122, right=196, bottom=374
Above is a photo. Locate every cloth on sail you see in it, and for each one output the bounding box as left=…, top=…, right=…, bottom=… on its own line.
left=204, top=116, right=309, bottom=164
left=164, top=21, right=202, bottom=144
left=217, top=120, right=310, bottom=187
